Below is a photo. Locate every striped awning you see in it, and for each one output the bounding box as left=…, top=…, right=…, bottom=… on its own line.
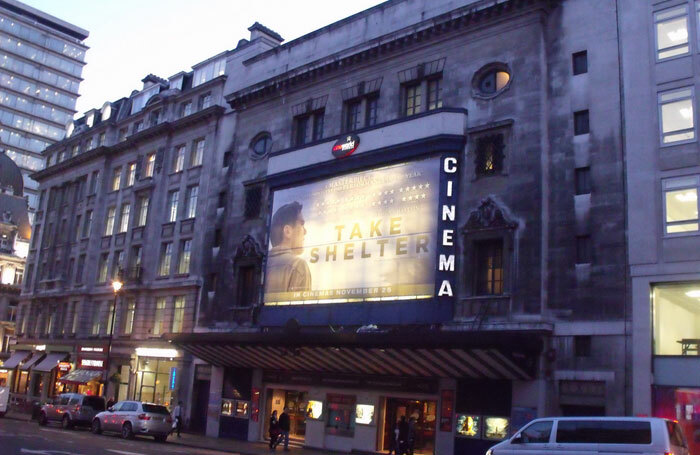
left=58, top=368, right=103, bottom=385
left=170, top=330, right=542, bottom=381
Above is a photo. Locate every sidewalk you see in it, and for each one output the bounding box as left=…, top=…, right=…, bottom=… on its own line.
left=3, top=409, right=32, bottom=422
left=169, top=433, right=337, bottom=455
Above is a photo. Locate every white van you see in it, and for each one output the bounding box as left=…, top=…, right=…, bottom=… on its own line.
left=486, top=417, right=688, bottom=455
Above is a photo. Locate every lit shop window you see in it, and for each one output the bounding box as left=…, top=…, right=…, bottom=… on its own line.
left=663, top=176, right=699, bottom=234
left=659, top=88, right=695, bottom=144
left=355, top=404, right=374, bottom=425
left=483, top=416, right=509, bottom=441
left=326, top=394, right=356, bottom=437
left=306, top=400, right=323, bottom=420
left=655, top=5, right=689, bottom=60
left=653, top=282, right=700, bottom=355
left=456, top=414, right=481, bottom=438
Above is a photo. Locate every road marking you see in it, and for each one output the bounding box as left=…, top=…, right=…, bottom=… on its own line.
left=107, top=450, right=147, bottom=455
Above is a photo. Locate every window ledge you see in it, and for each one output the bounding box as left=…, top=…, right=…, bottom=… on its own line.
left=663, top=231, right=700, bottom=239
left=155, top=275, right=170, bottom=280
left=169, top=170, right=184, bottom=176
left=189, top=165, right=203, bottom=171
left=174, top=273, right=190, bottom=278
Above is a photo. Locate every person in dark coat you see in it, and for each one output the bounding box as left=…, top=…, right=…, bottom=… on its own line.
left=269, top=410, right=280, bottom=450
left=388, top=420, right=400, bottom=454
left=407, top=417, right=416, bottom=455
left=278, top=407, right=291, bottom=451
left=398, top=416, right=409, bottom=455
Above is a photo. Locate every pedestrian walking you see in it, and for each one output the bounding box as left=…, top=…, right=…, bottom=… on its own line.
left=388, top=420, right=400, bottom=454
left=172, top=400, right=183, bottom=438
left=398, top=415, right=409, bottom=455
left=407, top=417, right=416, bottom=455
left=269, top=410, right=280, bottom=450
left=278, top=407, right=291, bottom=451
left=106, top=397, right=116, bottom=410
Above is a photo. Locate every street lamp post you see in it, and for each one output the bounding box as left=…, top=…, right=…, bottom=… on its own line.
left=103, top=277, right=122, bottom=398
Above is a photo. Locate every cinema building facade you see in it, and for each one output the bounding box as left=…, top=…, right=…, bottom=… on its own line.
left=171, top=0, right=630, bottom=454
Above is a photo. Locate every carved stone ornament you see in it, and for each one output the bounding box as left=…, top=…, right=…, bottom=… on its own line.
left=464, top=197, right=518, bottom=232
left=234, top=234, right=264, bottom=260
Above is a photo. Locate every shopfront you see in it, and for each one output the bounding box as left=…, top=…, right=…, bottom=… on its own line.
left=56, top=345, right=107, bottom=396
left=132, top=347, right=182, bottom=407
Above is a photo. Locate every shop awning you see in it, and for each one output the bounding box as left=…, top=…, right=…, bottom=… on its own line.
left=58, top=369, right=103, bottom=385
left=1, top=350, right=30, bottom=369
left=19, top=352, right=45, bottom=370
left=33, top=353, right=69, bottom=373
left=169, top=329, right=544, bottom=380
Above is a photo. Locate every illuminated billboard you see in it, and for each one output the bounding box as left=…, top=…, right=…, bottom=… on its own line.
left=263, top=157, right=442, bottom=305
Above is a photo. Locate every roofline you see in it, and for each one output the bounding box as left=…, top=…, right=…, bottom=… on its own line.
left=0, top=0, right=89, bottom=41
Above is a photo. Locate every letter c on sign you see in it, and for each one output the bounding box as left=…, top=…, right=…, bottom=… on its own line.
left=443, top=157, right=457, bottom=173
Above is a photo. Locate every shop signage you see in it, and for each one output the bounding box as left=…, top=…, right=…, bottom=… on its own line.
left=35, top=345, right=46, bottom=351
left=440, top=389, right=454, bottom=432
left=262, top=370, right=437, bottom=393
left=251, top=387, right=260, bottom=422
left=0, top=369, right=8, bottom=374
left=135, top=347, right=178, bottom=358
left=331, top=134, right=360, bottom=159
left=264, top=157, right=441, bottom=305
left=79, top=346, right=105, bottom=354
left=57, top=362, right=71, bottom=372
left=169, top=367, right=177, bottom=390
left=79, top=358, right=104, bottom=369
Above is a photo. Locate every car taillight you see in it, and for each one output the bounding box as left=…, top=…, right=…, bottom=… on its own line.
left=137, top=413, right=151, bottom=420
left=166, top=416, right=173, bottom=424
left=664, top=452, right=674, bottom=455
left=74, top=405, right=81, bottom=413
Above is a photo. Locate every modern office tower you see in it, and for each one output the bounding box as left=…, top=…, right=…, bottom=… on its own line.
left=0, top=0, right=88, bottom=224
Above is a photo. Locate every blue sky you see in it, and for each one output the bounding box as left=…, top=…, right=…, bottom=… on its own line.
left=21, top=0, right=384, bottom=116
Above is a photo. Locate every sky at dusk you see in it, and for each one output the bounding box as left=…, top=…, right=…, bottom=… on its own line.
left=20, top=0, right=385, bottom=116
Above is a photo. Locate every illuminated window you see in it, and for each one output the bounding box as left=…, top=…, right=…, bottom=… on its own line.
left=159, top=242, right=173, bottom=276
left=659, top=87, right=695, bottom=144
left=185, top=186, right=198, bottom=219
left=144, top=153, right=155, bottom=178
left=663, top=175, right=699, bottom=234
left=172, top=296, right=185, bottom=333
left=126, top=163, right=136, bottom=186
left=118, top=203, right=130, bottom=233
left=427, top=78, right=443, bottom=110
left=191, top=138, right=205, bottom=167
left=153, top=297, right=166, bottom=335
left=474, top=64, right=511, bottom=97
left=655, top=6, right=689, bottom=60
left=111, top=167, right=121, bottom=191
left=104, top=207, right=116, bottom=235
left=475, top=134, right=505, bottom=176
left=91, top=302, right=102, bottom=335
left=137, top=196, right=149, bottom=227
left=123, top=298, right=135, bottom=335
left=178, top=240, right=191, bottom=275
left=97, top=253, right=109, bottom=283
left=404, top=83, right=421, bottom=116
left=475, top=239, right=503, bottom=295
left=173, top=145, right=185, bottom=173
left=653, top=282, right=700, bottom=355
left=167, top=190, right=179, bottom=223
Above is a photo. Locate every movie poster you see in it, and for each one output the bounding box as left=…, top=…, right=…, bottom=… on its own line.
left=263, top=157, right=440, bottom=305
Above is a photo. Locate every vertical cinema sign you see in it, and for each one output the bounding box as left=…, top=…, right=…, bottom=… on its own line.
left=437, top=155, right=458, bottom=299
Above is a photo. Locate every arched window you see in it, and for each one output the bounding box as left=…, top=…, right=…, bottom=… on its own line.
left=472, top=63, right=512, bottom=98
left=251, top=133, right=272, bottom=157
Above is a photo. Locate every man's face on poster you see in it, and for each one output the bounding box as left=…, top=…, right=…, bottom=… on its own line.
left=284, top=213, right=306, bottom=255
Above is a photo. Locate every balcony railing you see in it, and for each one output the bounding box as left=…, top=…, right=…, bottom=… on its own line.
left=456, top=295, right=512, bottom=321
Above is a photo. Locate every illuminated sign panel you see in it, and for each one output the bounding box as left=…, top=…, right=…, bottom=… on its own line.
left=264, top=158, right=441, bottom=305
left=80, top=359, right=104, bottom=369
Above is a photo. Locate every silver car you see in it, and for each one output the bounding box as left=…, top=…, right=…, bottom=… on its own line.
left=38, top=393, right=105, bottom=429
left=91, top=401, right=172, bottom=442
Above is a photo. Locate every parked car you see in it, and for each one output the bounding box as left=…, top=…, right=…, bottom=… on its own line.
left=0, top=386, right=8, bottom=417
left=38, top=393, right=105, bottom=429
left=486, top=416, right=688, bottom=455
left=91, top=401, right=172, bottom=442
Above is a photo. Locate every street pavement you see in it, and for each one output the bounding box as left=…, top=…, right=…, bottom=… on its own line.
left=0, top=417, right=238, bottom=455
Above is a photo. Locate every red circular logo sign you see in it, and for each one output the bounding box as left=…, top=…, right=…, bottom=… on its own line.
left=332, top=134, right=360, bottom=159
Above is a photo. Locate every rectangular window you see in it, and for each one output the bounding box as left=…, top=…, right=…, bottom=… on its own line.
left=126, top=163, right=136, bottom=186
left=655, top=5, right=689, bottom=60
left=149, top=110, right=160, bottom=127
left=214, top=229, right=222, bottom=247
left=180, top=101, right=192, bottom=117
left=575, top=167, right=591, bottom=195
left=87, top=136, right=95, bottom=150
left=244, top=185, right=262, bottom=219
left=236, top=265, right=257, bottom=307
left=173, top=145, right=185, bottom=173
left=104, top=207, right=116, bottom=235
left=475, top=239, right=504, bottom=295
left=178, top=239, right=192, bottom=274
left=218, top=191, right=226, bottom=208
left=112, top=250, right=124, bottom=280
left=172, top=296, right=185, bottom=333
left=159, top=242, right=173, bottom=276
left=137, top=196, right=149, bottom=226
left=314, top=110, right=325, bottom=139
left=82, top=210, right=92, bottom=237
left=118, top=128, right=127, bottom=142
left=91, top=302, right=102, bottom=336
left=653, top=282, right=700, bottom=355
left=123, top=298, right=135, bottom=335
left=659, top=87, right=695, bottom=144
left=574, top=335, right=591, bottom=357
left=70, top=301, right=78, bottom=334
left=129, top=245, right=143, bottom=272
left=572, top=50, right=588, bottom=75
left=186, top=186, right=198, bottom=219
left=191, top=138, right=205, bottom=167
left=66, top=258, right=74, bottom=284
left=475, top=134, right=505, bottom=176
left=576, top=235, right=592, bottom=264
left=574, top=110, right=589, bottom=135
left=98, top=132, right=105, bottom=146
left=167, top=190, right=179, bottom=223
left=345, top=100, right=361, bottom=132
left=133, top=121, right=143, bottom=134
left=111, top=167, right=121, bottom=191
left=98, top=253, right=109, bottom=283
left=118, top=203, right=130, bottom=233
left=556, top=420, right=651, bottom=444
left=663, top=175, right=699, bottom=234
left=366, top=95, right=378, bottom=127
left=427, top=78, right=443, bottom=110
left=89, top=170, right=99, bottom=195
left=106, top=301, right=115, bottom=335
left=199, top=93, right=211, bottom=110
left=153, top=297, right=166, bottom=335
left=404, top=83, right=422, bottom=116
left=144, top=153, right=155, bottom=178
left=31, top=224, right=40, bottom=248
left=294, top=115, right=309, bottom=146
left=76, top=255, right=85, bottom=285
left=326, top=394, right=356, bottom=437
left=71, top=145, right=79, bottom=157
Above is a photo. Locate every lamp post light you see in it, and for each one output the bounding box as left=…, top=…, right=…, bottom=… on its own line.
left=103, top=277, right=122, bottom=398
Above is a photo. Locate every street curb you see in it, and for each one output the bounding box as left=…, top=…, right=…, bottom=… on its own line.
left=1, top=413, right=32, bottom=423
left=167, top=439, right=245, bottom=455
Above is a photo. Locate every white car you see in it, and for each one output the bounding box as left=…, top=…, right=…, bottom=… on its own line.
left=91, top=401, right=172, bottom=442
left=486, top=416, right=688, bottom=455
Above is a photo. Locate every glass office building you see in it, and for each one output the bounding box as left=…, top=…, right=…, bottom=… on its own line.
left=0, top=0, right=88, bottom=223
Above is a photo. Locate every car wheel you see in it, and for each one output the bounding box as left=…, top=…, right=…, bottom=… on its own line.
left=121, top=422, right=134, bottom=440
left=61, top=414, right=73, bottom=430
left=91, top=419, right=102, bottom=435
left=154, top=434, right=167, bottom=443
left=38, top=412, right=48, bottom=426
